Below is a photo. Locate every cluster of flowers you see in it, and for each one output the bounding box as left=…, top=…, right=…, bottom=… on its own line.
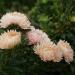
left=0, top=12, right=31, bottom=49
left=27, top=28, right=73, bottom=64
left=0, top=12, right=73, bottom=64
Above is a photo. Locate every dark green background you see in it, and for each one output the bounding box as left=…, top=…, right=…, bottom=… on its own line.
left=0, top=0, right=75, bottom=75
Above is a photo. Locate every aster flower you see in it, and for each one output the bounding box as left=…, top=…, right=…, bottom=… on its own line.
left=26, top=29, right=50, bottom=44
left=57, top=40, right=73, bottom=63
left=0, top=12, right=31, bottom=29
left=34, top=41, right=62, bottom=62
left=0, top=30, right=21, bottom=49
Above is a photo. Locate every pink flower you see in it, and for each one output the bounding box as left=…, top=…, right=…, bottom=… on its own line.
left=57, top=40, right=74, bottom=63
left=34, top=41, right=62, bottom=62
left=0, top=12, right=31, bottom=29
left=26, top=29, right=50, bottom=44
left=0, top=30, right=21, bottom=49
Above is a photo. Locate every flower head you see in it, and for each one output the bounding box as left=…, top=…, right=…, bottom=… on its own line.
left=57, top=40, right=73, bottom=63
left=0, top=12, right=31, bottom=29
left=0, top=30, right=21, bottom=49
left=26, top=29, right=50, bottom=44
left=34, top=41, right=62, bottom=62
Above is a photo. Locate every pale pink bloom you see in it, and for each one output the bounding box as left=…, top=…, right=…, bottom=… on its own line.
left=34, top=41, right=62, bottom=62
left=26, top=29, right=50, bottom=44
left=0, top=30, right=21, bottom=49
left=57, top=40, right=73, bottom=63
left=0, top=12, right=31, bottom=29
left=34, top=42, right=54, bottom=61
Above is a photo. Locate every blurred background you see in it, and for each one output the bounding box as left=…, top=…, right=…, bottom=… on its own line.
left=0, top=0, right=75, bottom=75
